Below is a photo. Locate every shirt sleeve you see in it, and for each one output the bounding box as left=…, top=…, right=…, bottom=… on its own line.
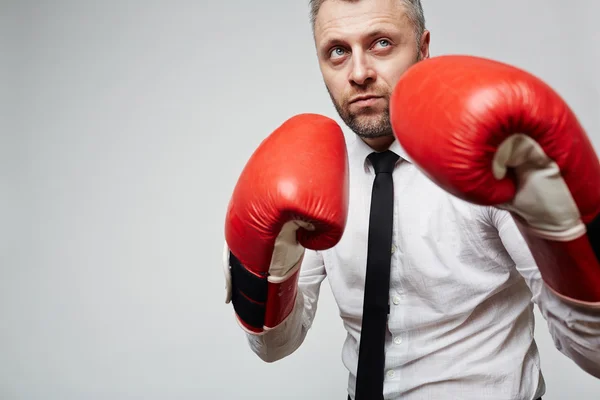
left=245, top=249, right=327, bottom=363
left=489, top=206, right=600, bottom=379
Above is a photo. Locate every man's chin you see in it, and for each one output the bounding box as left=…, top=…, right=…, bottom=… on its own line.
left=350, top=109, right=384, bottom=121
left=352, top=114, right=387, bottom=127
left=357, top=131, right=394, bottom=139
left=342, top=111, right=390, bottom=137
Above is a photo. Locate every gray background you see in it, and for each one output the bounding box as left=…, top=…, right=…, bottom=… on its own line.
left=2, top=0, right=599, bottom=399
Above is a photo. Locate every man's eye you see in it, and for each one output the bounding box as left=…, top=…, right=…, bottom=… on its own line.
left=376, top=39, right=390, bottom=48
left=330, top=47, right=346, bottom=59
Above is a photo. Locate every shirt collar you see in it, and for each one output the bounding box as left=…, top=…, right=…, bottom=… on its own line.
left=349, top=135, right=414, bottom=172
left=389, top=138, right=413, bottom=164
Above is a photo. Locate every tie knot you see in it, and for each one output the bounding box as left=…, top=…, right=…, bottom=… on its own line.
left=368, top=150, right=399, bottom=174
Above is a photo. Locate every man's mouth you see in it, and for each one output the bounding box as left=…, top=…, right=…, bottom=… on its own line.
left=350, top=95, right=383, bottom=107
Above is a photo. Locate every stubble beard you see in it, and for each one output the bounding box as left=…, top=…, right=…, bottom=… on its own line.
left=329, top=91, right=393, bottom=140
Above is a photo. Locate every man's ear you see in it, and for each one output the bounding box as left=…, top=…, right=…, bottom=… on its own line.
left=419, top=29, right=431, bottom=60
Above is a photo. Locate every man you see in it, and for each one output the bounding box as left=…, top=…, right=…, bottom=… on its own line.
left=222, top=1, right=600, bottom=399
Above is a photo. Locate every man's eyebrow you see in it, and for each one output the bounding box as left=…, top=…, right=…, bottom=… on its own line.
left=364, top=29, right=394, bottom=40
left=319, top=36, right=344, bottom=52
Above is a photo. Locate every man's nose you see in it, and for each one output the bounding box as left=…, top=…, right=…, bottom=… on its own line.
left=349, top=53, right=375, bottom=86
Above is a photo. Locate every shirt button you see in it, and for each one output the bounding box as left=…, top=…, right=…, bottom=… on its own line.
left=391, top=244, right=397, bottom=254
left=392, top=295, right=401, bottom=305
left=394, top=336, right=402, bottom=345
left=386, top=370, right=395, bottom=378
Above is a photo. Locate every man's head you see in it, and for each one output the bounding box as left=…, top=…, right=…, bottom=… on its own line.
left=310, top=0, right=430, bottom=150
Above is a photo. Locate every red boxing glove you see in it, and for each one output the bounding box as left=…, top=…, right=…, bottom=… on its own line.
left=390, top=55, right=600, bottom=306
left=223, top=113, right=349, bottom=334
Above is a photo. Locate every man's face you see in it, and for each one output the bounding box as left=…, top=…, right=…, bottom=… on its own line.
left=314, top=0, right=429, bottom=143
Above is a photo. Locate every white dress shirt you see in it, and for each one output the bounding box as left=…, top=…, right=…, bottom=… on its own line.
left=244, top=134, right=600, bottom=400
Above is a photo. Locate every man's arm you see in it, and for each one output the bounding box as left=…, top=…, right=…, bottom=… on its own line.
left=489, top=206, right=600, bottom=378
left=245, top=249, right=326, bottom=363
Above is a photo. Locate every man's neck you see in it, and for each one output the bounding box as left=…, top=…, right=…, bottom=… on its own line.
left=360, top=136, right=395, bottom=152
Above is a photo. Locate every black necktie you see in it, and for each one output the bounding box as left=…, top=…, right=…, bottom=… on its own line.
left=355, top=150, right=399, bottom=400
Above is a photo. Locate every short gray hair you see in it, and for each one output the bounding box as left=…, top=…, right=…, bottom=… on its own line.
left=308, top=0, right=425, bottom=42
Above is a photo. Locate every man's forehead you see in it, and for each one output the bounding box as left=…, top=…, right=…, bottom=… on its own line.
left=314, top=0, right=408, bottom=40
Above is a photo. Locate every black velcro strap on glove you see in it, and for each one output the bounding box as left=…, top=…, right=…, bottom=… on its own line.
left=229, top=251, right=268, bottom=330
left=587, top=214, right=600, bottom=262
